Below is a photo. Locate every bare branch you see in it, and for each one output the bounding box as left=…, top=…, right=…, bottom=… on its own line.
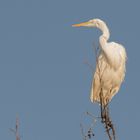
left=10, top=116, right=21, bottom=140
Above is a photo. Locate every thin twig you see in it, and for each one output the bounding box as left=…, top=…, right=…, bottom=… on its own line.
left=86, top=111, right=100, bottom=120
left=10, top=116, right=20, bottom=140
left=84, top=60, right=94, bottom=72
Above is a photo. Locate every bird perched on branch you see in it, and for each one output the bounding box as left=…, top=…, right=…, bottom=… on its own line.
left=72, top=19, right=127, bottom=105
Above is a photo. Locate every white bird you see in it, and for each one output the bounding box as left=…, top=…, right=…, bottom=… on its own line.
left=72, top=19, right=127, bottom=105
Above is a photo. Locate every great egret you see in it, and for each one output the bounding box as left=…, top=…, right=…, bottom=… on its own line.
left=72, top=19, right=127, bottom=105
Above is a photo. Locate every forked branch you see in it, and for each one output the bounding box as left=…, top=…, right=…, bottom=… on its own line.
left=10, top=116, right=21, bottom=140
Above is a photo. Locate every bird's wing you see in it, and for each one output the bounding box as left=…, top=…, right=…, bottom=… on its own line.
left=90, top=53, right=105, bottom=103
left=90, top=69, right=101, bottom=103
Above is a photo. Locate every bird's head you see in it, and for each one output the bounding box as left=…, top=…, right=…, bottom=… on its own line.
left=72, top=18, right=110, bottom=40
left=72, top=18, right=105, bottom=28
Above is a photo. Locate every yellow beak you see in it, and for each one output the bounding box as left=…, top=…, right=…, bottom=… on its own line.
left=72, top=21, right=90, bottom=27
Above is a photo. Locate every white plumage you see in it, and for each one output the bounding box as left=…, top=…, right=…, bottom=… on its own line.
left=73, top=19, right=127, bottom=105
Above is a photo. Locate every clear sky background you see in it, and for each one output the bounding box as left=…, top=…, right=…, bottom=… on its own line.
left=0, top=0, right=139, bottom=140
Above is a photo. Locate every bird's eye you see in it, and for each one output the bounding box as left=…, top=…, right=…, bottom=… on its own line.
left=96, top=22, right=99, bottom=26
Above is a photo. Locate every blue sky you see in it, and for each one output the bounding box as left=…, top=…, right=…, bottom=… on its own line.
left=0, top=0, right=139, bottom=139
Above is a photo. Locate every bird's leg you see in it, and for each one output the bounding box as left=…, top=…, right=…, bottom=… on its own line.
left=105, top=105, right=116, bottom=140
left=103, top=105, right=113, bottom=140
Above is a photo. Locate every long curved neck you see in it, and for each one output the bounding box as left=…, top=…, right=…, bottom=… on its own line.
left=98, top=22, right=110, bottom=47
